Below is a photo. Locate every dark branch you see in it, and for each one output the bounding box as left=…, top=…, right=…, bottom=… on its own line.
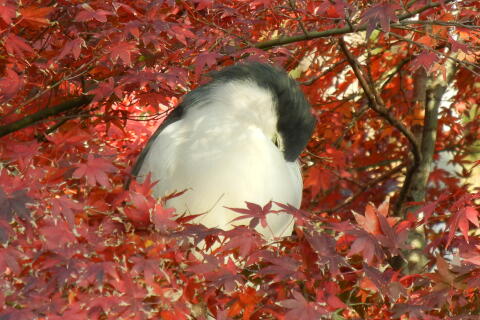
left=255, top=0, right=455, bottom=50
left=0, top=95, right=93, bottom=138
left=338, top=38, right=421, bottom=163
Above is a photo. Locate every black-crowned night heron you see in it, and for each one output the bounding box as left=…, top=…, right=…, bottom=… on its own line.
left=130, top=63, right=315, bottom=239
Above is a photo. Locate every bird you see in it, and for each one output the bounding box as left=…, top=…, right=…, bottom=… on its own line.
left=130, top=62, right=315, bottom=239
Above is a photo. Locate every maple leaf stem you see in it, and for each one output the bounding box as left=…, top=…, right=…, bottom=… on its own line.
left=0, top=95, right=93, bottom=138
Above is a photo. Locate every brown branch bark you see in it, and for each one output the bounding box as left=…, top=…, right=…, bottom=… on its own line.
left=255, top=0, right=455, bottom=50
left=403, top=56, right=458, bottom=206
left=400, top=55, right=457, bottom=274
left=0, top=95, right=93, bottom=138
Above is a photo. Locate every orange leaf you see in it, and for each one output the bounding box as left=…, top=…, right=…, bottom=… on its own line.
left=439, top=12, right=455, bottom=22
left=19, top=6, right=54, bottom=26
left=432, top=25, right=448, bottom=39
left=416, top=35, right=436, bottom=47
left=353, top=203, right=381, bottom=235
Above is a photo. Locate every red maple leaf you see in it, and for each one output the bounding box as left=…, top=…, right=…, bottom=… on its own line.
left=360, top=2, right=401, bottom=37
left=74, top=6, right=112, bottom=22
left=40, top=221, right=77, bottom=250
left=168, top=25, right=195, bottom=46
left=57, top=38, right=85, bottom=60
left=0, top=3, right=16, bottom=24
left=411, top=51, right=438, bottom=72
left=19, top=6, right=54, bottom=26
left=353, top=200, right=398, bottom=236
left=152, top=204, right=177, bottom=232
left=124, top=193, right=153, bottom=227
left=316, top=281, right=347, bottom=310
left=0, top=187, right=32, bottom=221
left=193, top=0, right=213, bottom=11
left=220, top=227, right=262, bottom=258
left=447, top=206, right=480, bottom=247
left=353, top=203, right=382, bottom=235
left=4, top=33, right=33, bottom=58
left=279, top=291, right=328, bottom=320
left=259, top=254, right=300, bottom=280
left=73, top=154, right=117, bottom=188
left=87, top=78, right=122, bottom=102
left=0, top=248, right=22, bottom=275
left=194, top=52, right=221, bottom=75
left=228, top=201, right=273, bottom=229
left=304, top=166, right=333, bottom=197
left=51, top=196, right=83, bottom=227
left=0, top=68, right=23, bottom=102
left=108, top=41, right=138, bottom=66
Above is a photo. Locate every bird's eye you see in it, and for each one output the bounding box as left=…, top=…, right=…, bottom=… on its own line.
left=272, top=133, right=284, bottom=151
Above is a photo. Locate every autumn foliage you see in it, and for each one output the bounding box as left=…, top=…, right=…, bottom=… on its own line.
left=1, top=0, right=480, bottom=319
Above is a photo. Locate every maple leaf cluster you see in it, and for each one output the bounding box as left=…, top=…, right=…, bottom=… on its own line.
left=1, top=0, right=480, bottom=319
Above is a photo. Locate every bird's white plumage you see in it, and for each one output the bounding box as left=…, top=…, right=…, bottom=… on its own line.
left=137, top=80, right=302, bottom=238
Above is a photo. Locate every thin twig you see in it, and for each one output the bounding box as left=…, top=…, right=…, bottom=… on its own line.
left=323, top=162, right=406, bottom=213
left=386, top=30, right=480, bottom=76
left=301, top=59, right=347, bottom=85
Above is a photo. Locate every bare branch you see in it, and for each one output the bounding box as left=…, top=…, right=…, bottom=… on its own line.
left=255, top=0, right=455, bottom=50
left=0, top=95, right=93, bottom=138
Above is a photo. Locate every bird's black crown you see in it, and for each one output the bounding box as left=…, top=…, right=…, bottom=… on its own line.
left=207, top=62, right=315, bottom=162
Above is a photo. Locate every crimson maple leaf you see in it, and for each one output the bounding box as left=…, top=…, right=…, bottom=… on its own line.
left=227, top=201, right=275, bottom=230
left=87, top=77, right=122, bottom=102
left=51, top=196, right=83, bottom=227
left=108, top=41, right=138, bottom=66
left=360, top=2, right=401, bottom=37
left=447, top=206, right=480, bottom=247
left=73, top=154, right=117, bottom=188
left=412, top=51, right=438, bottom=72
left=0, top=187, right=32, bottom=221
left=74, top=6, right=111, bottom=22
left=279, top=291, right=328, bottom=320
left=152, top=204, right=177, bottom=232
left=0, top=3, right=16, bottom=24
left=19, top=6, right=55, bottom=26
left=4, top=33, right=33, bottom=59
left=57, top=38, right=85, bottom=60
left=194, top=52, right=221, bottom=75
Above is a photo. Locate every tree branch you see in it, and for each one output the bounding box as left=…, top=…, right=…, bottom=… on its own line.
left=338, top=38, right=422, bottom=215
left=255, top=0, right=455, bottom=50
left=0, top=95, right=93, bottom=138
left=401, top=55, right=458, bottom=206
left=338, top=38, right=421, bottom=162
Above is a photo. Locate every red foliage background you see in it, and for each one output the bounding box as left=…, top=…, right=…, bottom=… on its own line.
left=0, top=0, right=480, bottom=319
